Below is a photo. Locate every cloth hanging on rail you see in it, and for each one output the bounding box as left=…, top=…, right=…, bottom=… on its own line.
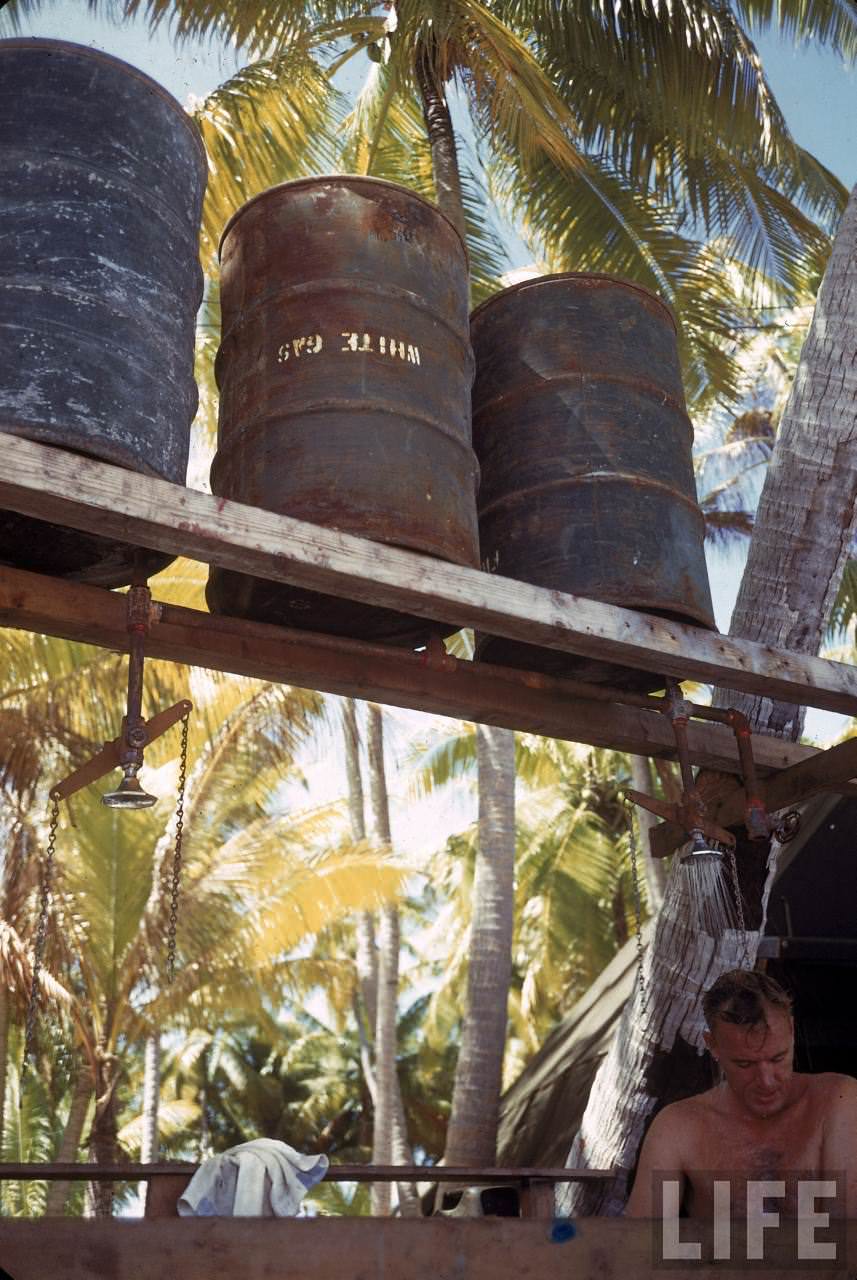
left=177, top=1138, right=329, bottom=1217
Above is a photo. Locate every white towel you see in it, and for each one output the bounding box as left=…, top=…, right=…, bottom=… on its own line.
left=177, top=1138, right=329, bottom=1217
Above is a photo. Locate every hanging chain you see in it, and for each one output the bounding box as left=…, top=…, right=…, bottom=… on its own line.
left=727, top=844, right=752, bottom=970
left=624, top=793, right=649, bottom=1017
left=22, top=794, right=60, bottom=1079
left=166, top=711, right=190, bottom=985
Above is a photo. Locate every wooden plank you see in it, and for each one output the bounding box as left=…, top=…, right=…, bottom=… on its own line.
left=648, top=734, right=857, bottom=858
left=2, top=432, right=857, bottom=715
left=0, top=1162, right=608, bottom=1183
left=0, top=565, right=845, bottom=778
left=0, top=1218, right=851, bottom=1280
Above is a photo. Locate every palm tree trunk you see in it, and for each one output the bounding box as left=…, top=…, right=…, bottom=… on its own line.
left=140, top=1034, right=160, bottom=1164
left=343, top=698, right=381, bottom=1170
left=366, top=705, right=419, bottom=1216
left=373, top=901, right=398, bottom=1216
left=564, top=186, right=857, bottom=1216
left=343, top=700, right=378, bottom=1038
left=0, top=985, right=8, bottom=1154
left=414, top=31, right=519, bottom=1180
left=443, top=724, right=516, bottom=1167
left=390, top=1081, right=421, bottom=1218
left=89, top=1044, right=121, bottom=1217
left=45, top=1062, right=93, bottom=1216
left=715, top=184, right=857, bottom=739
left=414, top=37, right=466, bottom=242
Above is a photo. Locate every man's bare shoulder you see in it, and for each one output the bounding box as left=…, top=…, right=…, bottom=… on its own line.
left=662, top=1089, right=723, bottom=1118
left=813, top=1072, right=857, bottom=1108
left=649, top=1091, right=721, bottom=1134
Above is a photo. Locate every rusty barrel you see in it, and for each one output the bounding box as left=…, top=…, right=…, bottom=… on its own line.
left=471, top=273, right=715, bottom=691
left=206, top=176, right=479, bottom=645
left=0, top=39, right=206, bottom=585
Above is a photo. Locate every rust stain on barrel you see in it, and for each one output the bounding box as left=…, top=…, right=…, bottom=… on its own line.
left=470, top=272, right=715, bottom=691
left=207, top=176, right=479, bottom=645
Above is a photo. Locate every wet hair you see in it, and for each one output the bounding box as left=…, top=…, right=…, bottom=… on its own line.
left=703, top=968, right=792, bottom=1032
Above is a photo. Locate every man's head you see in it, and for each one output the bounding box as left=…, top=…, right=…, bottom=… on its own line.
left=702, top=970, right=795, bottom=1119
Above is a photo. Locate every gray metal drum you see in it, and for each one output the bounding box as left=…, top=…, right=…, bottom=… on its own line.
left=0, top=39, right=206, bottom=584
left=471, top=273, right=715, bottom=691
left=206, top=175, right=479, bottom=645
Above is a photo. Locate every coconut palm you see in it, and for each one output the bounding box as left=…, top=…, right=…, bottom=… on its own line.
left=2, top=0, right=851, bottom=398
left=0, top=627, right=152, bottom=1160
left=565, top=186, right=857, bottom=1215
left=0, top=629, right=409, bottom=1214
left=363, top=703, right=421, bottom=1215
left=6, top=0, right=857, bottom=1187
left=413, top=737, right=651, bottom=1067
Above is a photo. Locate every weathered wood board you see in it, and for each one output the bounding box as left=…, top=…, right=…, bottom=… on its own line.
left=0, top=564, right=850, bottom=780
left=0, top=1218, right=852, bottom=1280
left=2, top=432, right=857, bottom=716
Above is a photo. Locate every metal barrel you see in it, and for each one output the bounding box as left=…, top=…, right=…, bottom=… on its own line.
left=206, top=175, right=479, bottom=645
left=0, top=38, right=206, bottom=585
left=471, top=273, right=715, bottom=691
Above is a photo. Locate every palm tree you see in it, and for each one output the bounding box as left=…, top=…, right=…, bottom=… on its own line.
left=0, top=627, right=148, bottom=1168
left=413, top=737, right=650, bottom=1075
left=718, top=187, right=857, bottom=737
left=0, top=625, right=409, bottom=1214
left=2, top=0, right=850, bottom=398
left=6, top=0, right=857, bottom=1186
left=364, top=703, right=421, bottom=1215
left=341, top=699, right=378, bottom=1101
left=190, top=0, right=853, bottom=1173
left=564, top=187, right=857, bottom=1215
left=1, top=1024, right=84, bottom=1218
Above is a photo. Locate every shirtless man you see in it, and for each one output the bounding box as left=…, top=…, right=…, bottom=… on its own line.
left=625, top=969, right=857, bottom=1218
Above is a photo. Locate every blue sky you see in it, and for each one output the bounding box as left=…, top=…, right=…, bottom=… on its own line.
left=752, top=27, right=857, bottom=188
left=9, top=6, right=857, bottom=188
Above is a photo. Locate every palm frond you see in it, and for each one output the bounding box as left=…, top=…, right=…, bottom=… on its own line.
left=119, top=0, right=357, bottom=56
left=407, top=723, right=477, bottom=799
left=733, top=0, right=857, bottom=60
left=826, top=557, right=857, bottom=642
left=192, top=46, right=344, bottom=261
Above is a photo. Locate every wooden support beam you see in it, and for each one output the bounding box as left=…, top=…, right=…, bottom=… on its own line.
left=648, top=734, right=857, bottom=858
left=2, top=432, right=857, bottom=715
left=0, top=565, right=845, bottom=779
left=0, top=1218, right=852, bottom=1280
left=0, top=1161, right=607, bottom=1183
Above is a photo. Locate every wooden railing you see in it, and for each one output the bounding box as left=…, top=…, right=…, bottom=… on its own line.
left=0, top=1161, right=611, bottom=1220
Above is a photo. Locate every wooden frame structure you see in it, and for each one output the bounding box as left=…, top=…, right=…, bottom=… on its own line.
left=1, top=1161, right=853, bottom=1279
left=3, top=431, right=857, bottom=729
left=3, top=432, right=857, bottom=1277
left=3, top=1214, right=854, bottom=1280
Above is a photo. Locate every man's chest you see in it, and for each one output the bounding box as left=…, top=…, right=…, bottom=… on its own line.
left=686, top=1105, right=827, bottom=1216
left=698, top=1119, right=824, bottom=1179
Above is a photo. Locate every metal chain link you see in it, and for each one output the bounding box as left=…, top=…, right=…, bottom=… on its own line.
left=166, top=711, right=190, bottom=985
left=727, top=844, right=752, bottom=970
left=624, top=793, right=649, bottom=1017
left=23, top=794, right=60, bottom=1079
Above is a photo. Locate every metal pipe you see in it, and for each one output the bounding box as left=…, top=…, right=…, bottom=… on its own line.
left=725, top=707, right=770, bottom=840
left=120, top=584, right=152, bottom=769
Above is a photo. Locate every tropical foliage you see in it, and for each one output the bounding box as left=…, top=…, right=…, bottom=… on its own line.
left=2, top=0, right=857, bottom=1218
left=0, top=632, right=407, bottom=1212
left=3, top=0, right=853, bottom=402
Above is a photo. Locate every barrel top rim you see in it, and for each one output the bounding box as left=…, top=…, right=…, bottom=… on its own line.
left=0, top=36, right=207, bottom=168
left=219, top=174, right=468, bottom=259
left=470, top=271, right=677, bottom=332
